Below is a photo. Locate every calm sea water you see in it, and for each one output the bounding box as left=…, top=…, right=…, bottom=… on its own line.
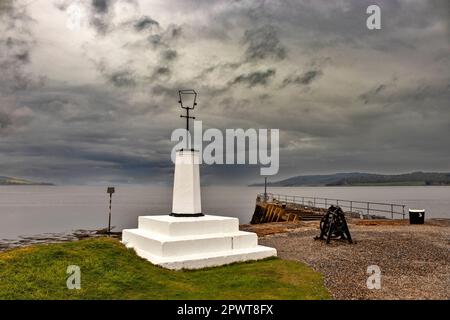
left=0, top=185, right=449, bottom=240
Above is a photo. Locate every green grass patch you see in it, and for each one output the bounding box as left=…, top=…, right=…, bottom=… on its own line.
left=0, top=237, right=330, bottom=300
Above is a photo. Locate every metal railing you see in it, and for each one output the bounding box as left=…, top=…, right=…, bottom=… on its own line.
left=258, top=193, right=406, bottom=219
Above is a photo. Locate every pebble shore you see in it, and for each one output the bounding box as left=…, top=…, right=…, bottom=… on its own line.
left=244, top=219, right=450, bottom=300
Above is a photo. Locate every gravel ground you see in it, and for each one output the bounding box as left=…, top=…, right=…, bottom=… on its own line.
left=248, top=220, right=450, bottom=300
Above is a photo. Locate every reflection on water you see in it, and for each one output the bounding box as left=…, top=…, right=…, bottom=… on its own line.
left=0, top=185, right=449, bottom=239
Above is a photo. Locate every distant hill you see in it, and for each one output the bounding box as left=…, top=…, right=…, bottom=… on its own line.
left=0, top=176, right=54, bottom=186
left=251, top=172, right=450, bottom=187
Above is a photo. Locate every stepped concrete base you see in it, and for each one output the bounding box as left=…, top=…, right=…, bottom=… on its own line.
left=122, top=215, right=277, bottom=270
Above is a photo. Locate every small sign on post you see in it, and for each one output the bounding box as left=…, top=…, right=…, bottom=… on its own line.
left=107, top=187, right=115, bottom=234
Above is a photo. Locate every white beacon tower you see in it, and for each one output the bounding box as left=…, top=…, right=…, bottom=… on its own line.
left=122, top=89, right=276, bottom=269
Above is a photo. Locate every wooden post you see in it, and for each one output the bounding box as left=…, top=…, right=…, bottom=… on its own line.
left=108, top=193, right=112, bottom=234
left=270, top=206, right=275, bottom=222
left=107, top=187, right=115, bottom=235
left=271, top=208, right=277, bottom=222
left=266, top=206, right=273, bottom=222
left=264, top=177, right=267, bottom=202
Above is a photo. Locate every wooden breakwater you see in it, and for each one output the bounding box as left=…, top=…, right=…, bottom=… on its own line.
left=251, top=193, right=407, bottom=224
left=251, top=196, right=325, bottom=224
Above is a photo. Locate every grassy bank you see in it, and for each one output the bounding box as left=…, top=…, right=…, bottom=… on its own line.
left=0, top=237, right=330, bottom=300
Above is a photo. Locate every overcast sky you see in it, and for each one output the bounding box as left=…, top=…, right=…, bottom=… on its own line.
left=0, top=0, right=449, bottom=185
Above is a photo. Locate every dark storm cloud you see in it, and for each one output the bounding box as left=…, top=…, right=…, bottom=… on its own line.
left=0, top=139, right=173, bottom=184
left=4, top=142, right=162, bottom=171
left=151, top=84, right=175, bottom=97
left=357, top=80, right=450, bottom=110
left=168, top=24, right=182, bottom=38
left=16, top=85, right=119, bottom=122
left=92, top=0, right=110, bottom=13
left=0, top=2, right=37, bottom=137
left=0, top=112, right=12, bottom=129
left=231, top=69, right=276, bottom=87
left=117, top=17, right=180, bottom=50
left=133, top=15, right=159, bottom=31
left=0, top=80, right=179, bottom=182
left=235, top=0, right=450, bottom=54
left=145, top=24, right=181, bottom=48
left=92, top=59, right=138, bottom=88
left=1, top=0, right=449, bottom=184
left=147, top=34, right=162, bottom=47
left=108, top=70, right=137, bottom=87
left=153, top=66, right=170, bottom=77
left=118, top=17, right=181, bottom=62
left=282, top=70, right=323, bottom=87
left=194, top=62, right=243, bottom=82
left=89, top=0, right=118, bottom=34
left=219, top=96, right=251, bottom=113
left=151, top=24, right=182, bottom=49
left=243, top=25, right=286, bottom=61
left=0, top=2, right=37, bottom=94
left=14, top=50, right=30, bottom=62
left=0, top=0, right=12, bottom=13
left=149, top=50, right=178, bottom=81
left=359, top=84, right=387, bottom=104
left=0, top=95, right=34, bottom=134
left=0, top=0, right=31, bottom=22
left=161, top=49, right=177, bottom=61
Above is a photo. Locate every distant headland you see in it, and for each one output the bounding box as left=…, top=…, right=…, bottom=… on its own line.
left=0, top=176, right=54, bottom=186
left=250, top=172, right=450, bottom=187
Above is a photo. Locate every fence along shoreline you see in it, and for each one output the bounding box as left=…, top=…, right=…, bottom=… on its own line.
left=251, top=192, right=406, bottom=224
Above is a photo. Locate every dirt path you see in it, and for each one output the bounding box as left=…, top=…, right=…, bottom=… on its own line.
left=244, top=220, right=450, bottom=300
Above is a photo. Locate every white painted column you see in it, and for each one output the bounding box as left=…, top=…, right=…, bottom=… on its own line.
left=171, top=150, right=202, bottom=216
